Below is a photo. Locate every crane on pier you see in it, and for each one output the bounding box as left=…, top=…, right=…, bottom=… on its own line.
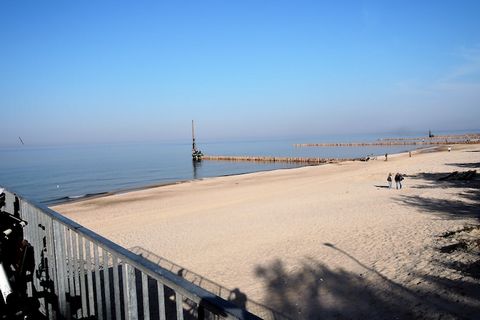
left=192, top=120, right=203, bottom=161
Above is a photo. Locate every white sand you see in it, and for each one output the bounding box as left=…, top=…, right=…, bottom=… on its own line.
left=53, top=145, right=480, bottom=319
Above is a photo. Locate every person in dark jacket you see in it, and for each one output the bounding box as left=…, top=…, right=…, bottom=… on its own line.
left=394, top=173, right=404, bottom=189
left=387, top=173, right=392, bottom=188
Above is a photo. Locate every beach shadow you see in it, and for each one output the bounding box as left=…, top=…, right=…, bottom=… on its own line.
left=446, top=162, right=480, bottom=168
left=397, top=169, right=480, bottom=220
left=398, top=195, right=480, bottom=220
left=255, top=244, right=479, bottom=319
left=374, top=185, right=390, bottom=189
left=255, top=258, right=400, bottom=320
left=417, top=273, right=480, bottom=318
left=436, top=225, right=480, bottom=280
left=408, top=171, right=480, bottom=190
left=442, top=260, right=480, bottom=279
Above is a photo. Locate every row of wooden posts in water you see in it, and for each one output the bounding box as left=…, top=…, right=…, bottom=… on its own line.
left=193, top=127, right=479, bottom=164
left=202, top=155, right=362, bottom=164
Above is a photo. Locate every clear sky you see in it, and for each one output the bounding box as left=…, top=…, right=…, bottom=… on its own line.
left=1, top=1, right=479, bottom=146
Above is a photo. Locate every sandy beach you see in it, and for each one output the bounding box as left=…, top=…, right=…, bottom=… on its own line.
left=53, top=145, right=480, bottom=319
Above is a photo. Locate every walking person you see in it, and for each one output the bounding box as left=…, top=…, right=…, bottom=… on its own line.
left=387, top=173, right=392, bottom=188
left=394, top=173, right=404, bottom=189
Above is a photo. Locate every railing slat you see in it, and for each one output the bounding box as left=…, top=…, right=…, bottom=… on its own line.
left=44, top=209, right=58, bottom=319
left=21, top=201, right=33, bottom=299
left=53, top=221, right=70, bottom=318
left=123, top=263, right=138, bottom=319
left=112, top=256, right=122, bottom=320
left=158, top=283, right=166, bottom=320
left=103, top=250, right=112, bottom=320
left=65, top=229, right=75, bottom=304
left=128, top=264, right=138, bottom=320
left=142, top=273, right=150, bottom=320
left=78, top=235, right=88, bottom=317
left=85, top=240, right=96, bottom=316
left=30, top=206, right=41, bottom=297
left=23, top=206, right=35, bottom=293
left=71, top=232, right=82, bottom=319
left=122, top=263, right=128, bottom=320
left=94, top=244, right=104, bottom=319
left=176, top=292, right=184, bottom=320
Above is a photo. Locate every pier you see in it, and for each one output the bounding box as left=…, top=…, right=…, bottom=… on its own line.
left=378, top=133, right=480, bottom=142
left=294, top=134, right=480, bottom=147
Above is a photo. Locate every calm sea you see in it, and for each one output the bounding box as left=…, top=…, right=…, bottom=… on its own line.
left=0, top=134, right=436, bottom=204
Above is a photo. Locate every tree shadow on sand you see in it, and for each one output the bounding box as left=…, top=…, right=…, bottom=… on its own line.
left=398, top=168, right=480, bottom=221
left=255, top=244, right=480, bottom=319
left=399, top=195, right=479, bottom=220
left=446, top=162, right=480, bottom=169
left=407, top=171, right=480, bottom=192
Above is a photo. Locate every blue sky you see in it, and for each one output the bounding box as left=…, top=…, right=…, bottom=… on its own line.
left=1, top=1, right=479, bottom=146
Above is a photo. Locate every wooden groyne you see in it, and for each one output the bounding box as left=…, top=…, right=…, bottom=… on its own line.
left=202, top=155, right=358, bottom=164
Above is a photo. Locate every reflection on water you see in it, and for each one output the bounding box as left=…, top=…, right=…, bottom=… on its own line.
left=192, top=159, right=202, bottom=180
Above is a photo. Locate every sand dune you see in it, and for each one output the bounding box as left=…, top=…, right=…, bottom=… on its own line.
left=53, top=145, right=480, bottom=319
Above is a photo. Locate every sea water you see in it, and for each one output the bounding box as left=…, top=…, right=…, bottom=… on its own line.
left=0, top=134, right=435, bottom=204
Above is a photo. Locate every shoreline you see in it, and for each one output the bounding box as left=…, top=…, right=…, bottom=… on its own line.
left=48, top=145, right=437, bottom=207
